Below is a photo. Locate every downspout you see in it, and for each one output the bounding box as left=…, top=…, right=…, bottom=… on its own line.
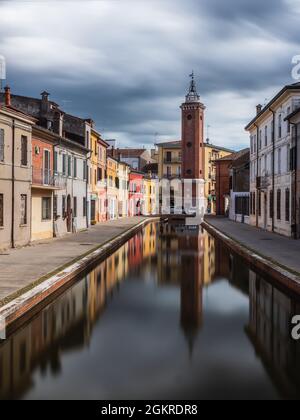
left=270, top=109, right=276, bottom=233
left=11, top=119, right=15, bottom=248
left=254, top=123, right=259, bottom=228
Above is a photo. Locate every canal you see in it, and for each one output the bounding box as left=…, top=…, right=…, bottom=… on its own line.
left=1, top=222, right=300, bottom=400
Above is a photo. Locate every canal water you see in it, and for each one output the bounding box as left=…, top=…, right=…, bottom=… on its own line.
left=1, top=222, right=300, bottom=400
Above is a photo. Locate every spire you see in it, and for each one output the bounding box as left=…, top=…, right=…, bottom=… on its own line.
left=186, top=71, right=200, bottom=103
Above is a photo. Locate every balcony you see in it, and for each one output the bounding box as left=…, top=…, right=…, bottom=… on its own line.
left=32, top=169, right=67, bottom=189
left=164, top=157, right=182, bottom=164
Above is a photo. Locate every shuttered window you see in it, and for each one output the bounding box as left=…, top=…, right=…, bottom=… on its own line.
left=20, top=194, right=27, bottom=225
left=21, top=136, right=28, bottom=166
left=0, top=129, right=4, bottom=162
left=0, top=194, right=3, bottom=227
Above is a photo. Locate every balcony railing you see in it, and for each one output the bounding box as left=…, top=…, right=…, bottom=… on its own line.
left=32, top=169, right=67, bottom=189
left=164, top=158, right=182, bottom=164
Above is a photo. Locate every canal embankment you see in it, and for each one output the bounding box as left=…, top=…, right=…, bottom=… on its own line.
left=0, top=217, right=158, bottom=329
left=203, top=216, right=300, bottom=294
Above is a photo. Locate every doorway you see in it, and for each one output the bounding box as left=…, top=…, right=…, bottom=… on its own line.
left=66, top=195, right=72, bottom=232
left=264, top=193, right=268, bottom=230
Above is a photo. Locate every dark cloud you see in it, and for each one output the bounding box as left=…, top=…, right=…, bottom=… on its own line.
left=0, top=0, right=299, bottom=149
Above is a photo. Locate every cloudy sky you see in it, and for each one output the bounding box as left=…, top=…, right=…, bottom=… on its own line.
left=0, top=0, right=300, bottom=150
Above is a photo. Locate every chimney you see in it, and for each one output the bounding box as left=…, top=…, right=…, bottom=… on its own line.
left=4, top=86, right=11, bottom=106
left=256, top=104, right=262, bottom=115
left=41, top=91, right=50, bottom=113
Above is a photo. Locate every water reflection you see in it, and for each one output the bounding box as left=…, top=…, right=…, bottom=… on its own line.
left=0, top=222, right=300, bottom=400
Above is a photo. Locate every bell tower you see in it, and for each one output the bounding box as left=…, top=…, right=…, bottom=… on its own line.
left=181, top=73, right=205, bottom=180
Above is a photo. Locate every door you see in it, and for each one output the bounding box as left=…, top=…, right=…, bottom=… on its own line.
left=264, top=193, right=267, bottom=230
left=44, top=150, right=51, bottom=185
left=66, top=195, right=72, bottom=232
left=91, top=200, right=96, bottom=223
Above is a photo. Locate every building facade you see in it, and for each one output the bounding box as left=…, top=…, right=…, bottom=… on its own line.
left=246, top=82, right=300, bottom=237
left=129, top=170, right=144, bottom=216
left=229, top=149, right=250, bottom=224
left=117, top=162, right=129, bottom=218
left=0, top=97, right=35, bottom=250
left=204, top=143, right=234, bottom=213
left=107, top=157, right=119, bottom=220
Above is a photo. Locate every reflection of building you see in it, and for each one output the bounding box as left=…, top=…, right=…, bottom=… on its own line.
left=246, top=272, right=300, bottom=399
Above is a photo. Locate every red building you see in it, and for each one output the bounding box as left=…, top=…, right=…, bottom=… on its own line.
left=214, top=155, right=234, bottom=216
left=128, top=170, right=144, bottom=216
left=181, top=72, right=205, bottom=181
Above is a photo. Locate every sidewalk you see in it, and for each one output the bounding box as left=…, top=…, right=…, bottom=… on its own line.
left=204, top=216, right=300, bottom=276
left=0, top=217, right=147, bottom=305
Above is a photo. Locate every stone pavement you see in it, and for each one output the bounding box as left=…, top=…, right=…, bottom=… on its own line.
left=205, top=216, right=300, bottom=275
left=0, top=217, right=147, bottom=303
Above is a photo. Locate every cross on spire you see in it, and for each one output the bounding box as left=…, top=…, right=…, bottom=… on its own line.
left=186, top=71, right=200, bottom=103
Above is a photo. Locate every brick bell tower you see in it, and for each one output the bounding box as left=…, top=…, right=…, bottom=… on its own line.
left=181, top=72, right=205, bottom=180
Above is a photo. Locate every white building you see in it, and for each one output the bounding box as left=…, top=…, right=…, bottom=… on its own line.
left=53, top=137, right=89, bottom=236
left=245, top=82, right=300, bottom=237
left=117, top=162, right=129, bottom=218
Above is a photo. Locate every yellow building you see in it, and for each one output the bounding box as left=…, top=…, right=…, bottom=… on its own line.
left=142, top=176, right=158, bottom=215
left=107, top=157, right=119, bottom=220
left=156, top=141, right=182, bottom=179
left=156, top=140, right=233, bottom=213
left=89, top=129, right=108, bottom=224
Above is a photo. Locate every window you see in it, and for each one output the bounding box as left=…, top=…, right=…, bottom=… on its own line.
left=0, top=194, right=3, bottom=227
left=270, top=190, right=274, bottom=219
left=287, top=107, right=291, bottom=133
left=165, top=152, right=172, bottom=162
left=20, top=194, right=27, bottom=225
left=62, top=195, right=66, bottom=216
left=83, top=197, right=87, bottom=217
left=68, top=156, right=72, bottom=177
left=73, top=197, right=77, bottom=217
left=278, top=148, right=281, bottom=174
left=259, top=130, right=262, bottom=150
left=62, top=154, right=67, bottom=175
left=73, top=157, right=77, bottom=178
left=83, top=161, right=87, bottom=181
left=54, top=151, right=58, bottom=174
left=53, top=195, right=58, bottom=219
left=21, top=136, right=28, bottom=166
left=287, top=145, right=290, bottom=172
left=285, top=189, right=290, bottom=222
left=278, top=114, right=282, bottom=138
left=0, top=129, right=4, bottom=162
left=277, top=189, right=281, bottom=220
left=42, top=197, right=51, bottom=220
left=265, top=126, right=268, bottom=146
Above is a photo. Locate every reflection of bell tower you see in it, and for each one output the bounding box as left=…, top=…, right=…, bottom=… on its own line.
left=179, top=231, right=204, bottom=357
left=181, top=72, right=206, bottom=180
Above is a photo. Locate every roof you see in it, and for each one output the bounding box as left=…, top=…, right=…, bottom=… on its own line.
left=245, top=82, right=300, bottom=130
left=142, top=162, right=158, bottom=173
left=156, top=139, right=234, bottom=153
left=0, top=104, right=37, bottom=124
left=115, top=148, right=150, bottom=158
left=156, top=140, right=181, bottom=149
left=215, top=148, right=249, bottom=163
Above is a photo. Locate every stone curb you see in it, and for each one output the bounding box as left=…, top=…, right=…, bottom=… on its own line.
left=0, top=218, right=159, bottom=332
left=202, top=220, right=300, bottom=295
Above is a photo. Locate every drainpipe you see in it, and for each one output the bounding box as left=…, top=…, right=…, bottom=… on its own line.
left=254, top=123, right=259, bottom=228
left=11, top=119, right=15, bottom=248
left=269, top=109, right=276, bottom=233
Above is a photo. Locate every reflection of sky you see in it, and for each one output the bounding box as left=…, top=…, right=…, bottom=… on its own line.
left=23, top=276, right=279, bottom=400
